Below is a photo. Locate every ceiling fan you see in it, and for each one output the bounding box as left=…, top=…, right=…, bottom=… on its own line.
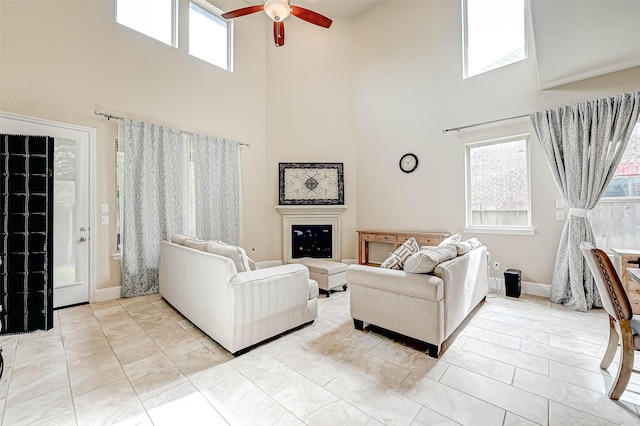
left=222, top=0, right=332, bottom=47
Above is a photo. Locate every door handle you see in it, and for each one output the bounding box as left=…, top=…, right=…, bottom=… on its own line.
left=80, top=227, right=86, bottom=232
left=80, top=237, right=87, bottom=243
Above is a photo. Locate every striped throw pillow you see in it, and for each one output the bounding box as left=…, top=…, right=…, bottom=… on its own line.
left=381, top=237, right=419, bottom=270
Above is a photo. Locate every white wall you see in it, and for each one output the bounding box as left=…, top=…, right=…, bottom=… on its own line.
left=0, top=0, right=268, bottom=290
left=2, top=0, right=639, bottom=292
left=530, top=0, right=640, bottom=89
left=265, top=17, right=358, bottom=261
left=353, top=1, right=640, bottom=284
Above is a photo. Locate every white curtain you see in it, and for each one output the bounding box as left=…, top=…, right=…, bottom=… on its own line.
left=121, top=119, right=183, bottom=297
left=193, top=134, right=240, bottom=244
left=530, top=92, right=640, bottom=311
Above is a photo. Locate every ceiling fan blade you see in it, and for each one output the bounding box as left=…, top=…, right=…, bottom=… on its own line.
left=221, top=5, right=264, bottom=20
left=274, top=21, right=285, bottom=47
left=290, top=6, right=332, bottom=28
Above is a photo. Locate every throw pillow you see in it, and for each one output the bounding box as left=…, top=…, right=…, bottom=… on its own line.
left=171, top=233, right=193, bottom=245
left=206, top=241, right=251, bottom=273
left=455, top=237, right=482, bottom=255
left=438, top=233, right=461, bottom=247
left=403, top=244, right=458, bottom=274
left=184, top=239, right=209, bottom=252
left=381, top=237, right=419, bottom=270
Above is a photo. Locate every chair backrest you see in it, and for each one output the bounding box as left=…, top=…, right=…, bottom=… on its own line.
left=580, top=242, right=632, bottom=320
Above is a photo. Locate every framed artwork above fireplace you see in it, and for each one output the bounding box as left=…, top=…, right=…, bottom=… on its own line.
left=279, top=162, right=344, bottom=205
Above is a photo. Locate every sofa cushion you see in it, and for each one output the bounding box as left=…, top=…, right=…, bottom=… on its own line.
left=403, top=245, right=458, bottom=274
left=456, top=238, right=482, bottom=255
left=207, top=241, right=251, bottom=273
left=438, top=233, right=461, bottom=247
left=171, top=233, right=193, bottom=245
left=381, top=237, right=419, bottom=269
left=184, top=239, right=209, bottom=252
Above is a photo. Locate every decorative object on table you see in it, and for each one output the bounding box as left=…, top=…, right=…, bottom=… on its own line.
left=222, top=0, right=332, bottom=47
left=399, top=153, right=419, bottom=173
left=279, top=162, right=344, bottom=205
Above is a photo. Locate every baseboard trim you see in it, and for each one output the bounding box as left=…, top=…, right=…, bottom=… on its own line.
left=93, top=286, right=122, bottom=303
left=489, top=277, right=550, bottom=298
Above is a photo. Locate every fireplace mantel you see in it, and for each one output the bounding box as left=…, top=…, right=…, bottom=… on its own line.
left=276, top=205, right=347, bottom=262
left=276, top=205, right=347, bottom=215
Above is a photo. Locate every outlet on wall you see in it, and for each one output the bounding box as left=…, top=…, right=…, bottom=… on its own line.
left=493, top=261, right=500, bottom=271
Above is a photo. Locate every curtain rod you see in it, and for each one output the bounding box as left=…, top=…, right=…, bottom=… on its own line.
left=442, top=113, right=530, bottom=133
left=94, top=110, right=251, bottom=147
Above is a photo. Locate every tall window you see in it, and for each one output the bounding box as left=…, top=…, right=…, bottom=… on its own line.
left=462, top=0, right=527, bottom=78
left=116, top=0, right=177, bottom=47
left=465, top=134, right=532, bottom=233
left=590, top=122, right=640, bottom=252
left=189, top=0, right=232, bottom=71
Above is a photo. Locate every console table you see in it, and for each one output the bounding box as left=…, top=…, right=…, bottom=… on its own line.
left=357, top=230, right=450, bottom=265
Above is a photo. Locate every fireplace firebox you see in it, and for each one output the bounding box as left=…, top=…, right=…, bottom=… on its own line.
left=292, top=225, right=332, bottom=259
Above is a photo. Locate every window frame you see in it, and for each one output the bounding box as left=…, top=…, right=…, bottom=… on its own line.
left=464, top=133, right=534, bottom=235
left=188, top=0, right=234, bottom=71
left=115, top=0, right=179, bottom=47
left=462, top=0, right=529, bottom=79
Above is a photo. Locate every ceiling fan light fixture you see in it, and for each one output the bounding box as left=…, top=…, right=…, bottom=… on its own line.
left=264, top=0, right=290, bottom=22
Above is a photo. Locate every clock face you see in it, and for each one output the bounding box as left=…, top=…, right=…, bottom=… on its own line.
left=399, top=153, right=418, bottom=173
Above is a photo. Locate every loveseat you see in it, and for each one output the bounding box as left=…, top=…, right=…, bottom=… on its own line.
left=347, top=245, right=488, bottom=357
left=159, top=237, right=318, bottom=355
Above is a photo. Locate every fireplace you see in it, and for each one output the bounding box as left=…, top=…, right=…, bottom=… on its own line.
left=276, top=205, right=346, bottom=263
left=292, top=225, right=332, bottom=259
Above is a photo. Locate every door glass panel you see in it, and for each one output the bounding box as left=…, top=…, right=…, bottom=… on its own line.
left=54, top=138, right=77, bottom=287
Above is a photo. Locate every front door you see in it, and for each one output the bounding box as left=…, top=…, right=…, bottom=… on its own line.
left=0, top=112, right=94, bottom=308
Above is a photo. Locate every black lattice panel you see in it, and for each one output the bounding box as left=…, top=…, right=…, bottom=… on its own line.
left=1, top=134, right=53, bottom=334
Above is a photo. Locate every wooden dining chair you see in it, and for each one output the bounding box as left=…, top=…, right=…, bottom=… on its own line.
left=580, top=242, right=640, bottom=400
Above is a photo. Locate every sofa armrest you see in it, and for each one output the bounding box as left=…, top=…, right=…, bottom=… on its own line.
left=433, top=246, right=489, bottom=338
left=346, top=264, right=444, bottom=302
left=230, top=263, right=309, bottom=287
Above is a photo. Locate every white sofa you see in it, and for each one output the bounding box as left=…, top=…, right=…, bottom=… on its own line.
left=347, top=246, right=488, bottom=357
left=159, top=240, right=318, bottom=355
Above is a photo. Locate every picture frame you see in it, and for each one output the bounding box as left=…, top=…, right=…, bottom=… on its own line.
left=279, top=162, right=344, bottom=205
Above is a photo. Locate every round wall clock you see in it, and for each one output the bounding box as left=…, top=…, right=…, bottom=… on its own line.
left=399, top=153, right=418, bottom=173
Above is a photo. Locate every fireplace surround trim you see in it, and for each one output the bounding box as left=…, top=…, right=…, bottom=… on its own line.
left=276, top=205, right=347, bottom=263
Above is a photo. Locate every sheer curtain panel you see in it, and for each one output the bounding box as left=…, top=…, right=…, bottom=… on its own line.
left=193, top=134, right=240, bottom=244
left=531, top=92, right=640, bottom=311
left=121, top=119, right=183, bottom=297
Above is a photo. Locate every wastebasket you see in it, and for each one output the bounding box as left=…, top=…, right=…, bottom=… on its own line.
left=504, top=269, right=521, bottom=298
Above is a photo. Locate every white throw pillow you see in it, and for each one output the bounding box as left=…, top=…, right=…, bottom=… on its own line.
left=403, top=244, right=458, bottom=274
left=184, top=239, right=209, bottom=252
left=171, top=233, right=194, bottom=245
left=455, top=237, right=482, bottom=255
left=206, top=241, right=251, bottom=273
left=381, top=237, right=419, bottom=270
left=438, top=233, right=461, bottom=247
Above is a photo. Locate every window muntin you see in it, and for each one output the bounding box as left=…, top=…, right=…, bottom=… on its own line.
left=462, top=0, right=527, bottom=78
left=189, top=1, right=232, bottom=70
left=116, top=0, right=177, bottom=47
left=590, top=122, right=640, bottom=252
left=465, top=134, right=532, bottom=233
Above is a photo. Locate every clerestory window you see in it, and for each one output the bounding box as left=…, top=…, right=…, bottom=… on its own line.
left=116, top=0, right=177, bottom=47
left=462, top=0, right=527, bottom=78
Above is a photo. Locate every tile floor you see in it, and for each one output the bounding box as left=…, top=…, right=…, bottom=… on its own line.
left=0, top=289, right=639, bottom=425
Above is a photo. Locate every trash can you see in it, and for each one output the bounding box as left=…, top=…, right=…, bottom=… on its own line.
left=504, top=269, right=521, bottom=298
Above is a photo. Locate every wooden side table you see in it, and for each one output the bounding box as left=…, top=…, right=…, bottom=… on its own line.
left=612, top=248, right=640, bottom=314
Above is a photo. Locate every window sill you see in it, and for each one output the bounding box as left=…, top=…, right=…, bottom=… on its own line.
left=464, top=227, right=535, bottom=236
left=112, top=252, right=122, bottom=261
